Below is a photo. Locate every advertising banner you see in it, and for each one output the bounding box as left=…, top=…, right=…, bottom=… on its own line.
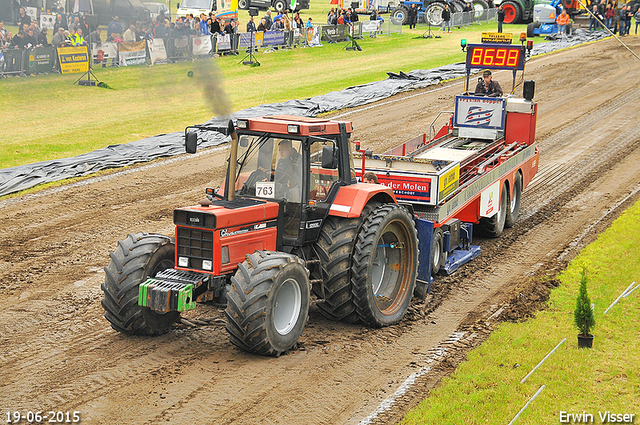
left=321, top=24, right=348, bottom=42
left=216, top=34, right=231, bottom=51
left=262, top=31, right=285, bottom=46
left=191, top=35, right=212, bottom=56
left=238, top=32, right=263, bottom=48
left=92, top=42, right=118, bottom=65
left=361, top=20, right=380, bottom=33
left=148, top=38, right=167, bottom=64
left=40, top=14, right=56, bottom=30
left=28, top=47, right=53, bottom=73
left=57, top=46, right=89, bottom=74
left=118, top=40, right=146, bottom=66
left=454, top=96, right=506, bottom=129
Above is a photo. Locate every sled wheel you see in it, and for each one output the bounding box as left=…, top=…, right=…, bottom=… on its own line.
left=505, top=172, right=522, bottom=228
left=225, top=251, right=310, bottom=356
left=431, top=227, right=445, bottom=276
left=101, top=233, right=180, bottom=335
left=352, top=204, right=418, bottom=327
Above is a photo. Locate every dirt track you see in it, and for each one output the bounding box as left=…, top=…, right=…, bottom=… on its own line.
left=2, top=37, right=640, bottom=424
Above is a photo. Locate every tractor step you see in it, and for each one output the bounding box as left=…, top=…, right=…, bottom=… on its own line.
left=138, top=269, right=204, bottom=312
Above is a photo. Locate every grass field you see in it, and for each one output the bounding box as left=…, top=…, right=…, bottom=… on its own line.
left=401, top=201, right=640, bottom=424
left=0, top=12, right=529, bottom=170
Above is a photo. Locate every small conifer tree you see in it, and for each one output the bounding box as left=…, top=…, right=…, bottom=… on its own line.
left=574, top=269, right=595, bottom=336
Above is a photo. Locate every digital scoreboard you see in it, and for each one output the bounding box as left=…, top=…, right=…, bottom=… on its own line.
left=465, top=44, right=525, bottom=71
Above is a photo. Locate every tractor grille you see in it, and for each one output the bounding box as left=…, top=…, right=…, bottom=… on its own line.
left=176, top=226, right=214, bottom=270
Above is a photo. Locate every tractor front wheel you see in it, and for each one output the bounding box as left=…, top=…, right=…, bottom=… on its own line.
left=225, top=251, right=310, bottom=356
left=351, top=204, right=418, bottom=327
left=101, top=233, right=180, bottom=335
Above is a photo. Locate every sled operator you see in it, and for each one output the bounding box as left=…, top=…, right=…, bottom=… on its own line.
left=474, top=70, right=503, bottom=97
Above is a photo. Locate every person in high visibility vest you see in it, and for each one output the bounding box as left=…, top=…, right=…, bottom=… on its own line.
left=73, top=28, right=87, bottom=46
left=556, top=9, right=570, bottom=34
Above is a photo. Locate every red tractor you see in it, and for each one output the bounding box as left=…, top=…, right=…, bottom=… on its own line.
left=101, top=117, right=420, bottom=356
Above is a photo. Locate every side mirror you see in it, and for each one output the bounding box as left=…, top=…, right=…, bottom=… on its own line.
left=322, top=145, right=338, bottom=169
left=239, top=135, right=249, bottom=148
left=185, top=131, right=198, bottom=154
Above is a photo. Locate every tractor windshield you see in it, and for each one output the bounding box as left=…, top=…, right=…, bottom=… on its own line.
left=234, top=134, right=303, bottom=203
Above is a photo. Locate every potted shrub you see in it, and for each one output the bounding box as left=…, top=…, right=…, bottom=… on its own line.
left=574, top=269, right=595, bottom=348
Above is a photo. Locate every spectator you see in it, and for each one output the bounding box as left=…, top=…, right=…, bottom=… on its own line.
left=224, top=19, right=233, bottom=34
left=37, top=27, right=48, bottom=46
left=362, top=172, right=378, bottom=184
left=199, top=13, right=210, bottom=35
left=123, top=24, right=137, bottom=41
left=604, top=3, right=614, bottom=29
left=497, top=5, right=505, bottom=33
left=327, top=9, right=337, bottom=25
left=263, top=11, right=272, bottom=29
left=18, top=8, right=31, bottom=28
left=51, top=27, right=66, bottom=47
left=306, top=17, right=313, bottom=29
left=1, top=31, right=11, bottom=48
left=270, top=17, right=283, bottom=30
left=63, top=30, right=72, bottom=45
left=618, top=5, right=628, bottom=35
left=337, top=12, right=344, bottom=24
left=441, top=4, right=451, bottom=32
left=247, top=16, right=257, bottom=32
left=589, top=5, right=600, bottom=30
left=72, top=28, right=87, bottom=45
left=29, top=21, right=40, bottom=38
left=53, top=14, right=67, bottom=33
left=24, top=29, right=37, bottom=48
left=0, top=20, right=6, bottom=37
left=409, top=4, right=417, bottom=29
left=556, top=8, right=570, bottom=34
left=69, top=16, right=81, bottom=32
left=350, top=8, right=359, bottom=22
left=155, top=19, right=169, bottom=38
left=210, top=17, right=223, bottom=35
left=597, top=0, right=606, bottom=19
left=12, top=31, right=26, bottom=49
left=90, top=27, right=102, bottom=43
left=463, top=2, right=473, bottom=12
left=623, top=5, right=632, bottom=35
left=257, top=18, right=267, bottom=32
left=107, top=16, right=124, bottom=38
left=635, top=7, right=640, bottom=34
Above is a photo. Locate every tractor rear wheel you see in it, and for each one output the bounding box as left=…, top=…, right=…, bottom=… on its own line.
left=313, top=216, right=363, bottom=323
left=101, top=233, right=180, bottom=335
left=351, top=204, right=418, bottom=327
left=424, top=1, right=447, bottom=26
left=505, top=172, right=523, bottom=228
left=390, top=5, right=410, bottom=25
left=225, top=251, right=310, bottom=356
left=472, top=0, right=490, bottom=17
left=501, top=0, right=522, bottom=24
left=477, top=182, right=508, bottom=238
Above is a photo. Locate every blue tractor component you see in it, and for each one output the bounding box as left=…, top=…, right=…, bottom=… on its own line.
left=391, top=0, right=494, bottom=26
left=527, top=0, right=565, bottom=36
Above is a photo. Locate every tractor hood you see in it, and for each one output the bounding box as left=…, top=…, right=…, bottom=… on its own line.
left=174, top=199, right=280, bottom=230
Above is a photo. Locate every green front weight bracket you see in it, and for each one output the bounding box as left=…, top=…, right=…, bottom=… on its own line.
left=138, top=278, right=196, bottom=312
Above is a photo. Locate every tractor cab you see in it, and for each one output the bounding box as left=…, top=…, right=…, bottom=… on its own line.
left=185, top=116, right=357, bottom=250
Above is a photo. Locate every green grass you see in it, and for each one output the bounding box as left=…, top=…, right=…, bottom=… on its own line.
left=401, top=201, right=640, bottom=424
left=0, top=15, right=530, bottom=169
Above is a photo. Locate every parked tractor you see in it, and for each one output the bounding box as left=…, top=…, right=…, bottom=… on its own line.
left=391, top=0, right=494, bottom=26
left=495, top=0, right=578, bottom=24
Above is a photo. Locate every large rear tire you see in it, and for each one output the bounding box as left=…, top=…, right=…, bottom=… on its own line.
left=424, top=1, right=447, bottom=26
left=101, top=233, right=180, bottom=335
left=477, top=182, right=508, bottom=238
left=351, top=204, right=418, bottom=327
left=472, top=0, right=489, bottom=18
left=501, top=0, right=522, bottom=24
left=313, top=216, right=362, bottom=323
left=505, top=172, right=523, bottom=228
left=225, top=251, right=310, bottom=356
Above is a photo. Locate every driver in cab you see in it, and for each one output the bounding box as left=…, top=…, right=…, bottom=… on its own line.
left=474, top=70, right=503, bottom=97
left=275, top=139, right=302, bottom=201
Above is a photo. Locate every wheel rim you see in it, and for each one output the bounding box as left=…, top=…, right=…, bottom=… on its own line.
left=433, top=236, right=441, bottom=270
left=473, top=3, right=484, bottom=17
left=503, top=3, right=516, bottom=23
left=371, top=221, right=412, bottom=315
left=510, top=188, right=517, bottom=214
left=273, top=278, right=302, bottom=335
left=426, top=4, right=445, bottom=25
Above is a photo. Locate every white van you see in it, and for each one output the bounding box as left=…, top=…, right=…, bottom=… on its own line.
left=176, top=0, right=237, bottom=21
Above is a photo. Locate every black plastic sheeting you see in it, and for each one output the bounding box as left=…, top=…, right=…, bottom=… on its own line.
left=0, top=29, right=612, bottom=197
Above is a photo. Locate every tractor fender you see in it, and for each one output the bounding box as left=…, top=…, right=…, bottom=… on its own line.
left=328, top=184, right=396, bottom=218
